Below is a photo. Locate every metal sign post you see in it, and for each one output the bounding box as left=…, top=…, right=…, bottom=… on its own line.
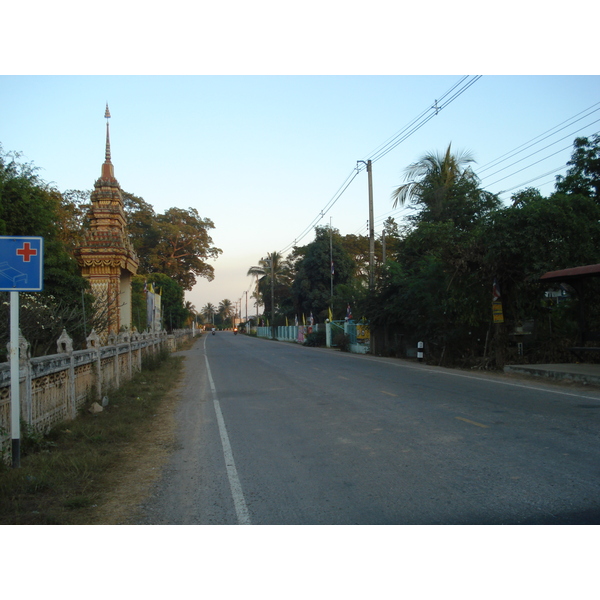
left=0, top=236, right=44, bottom=468
left=9, top=292, right=20, bottom=467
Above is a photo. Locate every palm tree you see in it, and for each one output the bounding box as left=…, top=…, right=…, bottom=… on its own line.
left=201, top=302, right=217, bottom=324
left=247, top=251, right=291, bottom=318
left=218, top=299, right=234, bottom=327
left=184, top=301, right=197, bottom=327
left=391, top=143, right=477, bottom=218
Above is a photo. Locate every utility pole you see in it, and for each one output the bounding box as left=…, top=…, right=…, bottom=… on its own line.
left=265, top=256, right=275, bottom=339
left=270, top=257, right=275, bottom=339
left=330, top=217, right=333, bottom=299
left=357, top=159, right=375, bottom=288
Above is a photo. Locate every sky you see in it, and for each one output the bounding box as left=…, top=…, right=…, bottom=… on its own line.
left=2, top=75, right=598, bottom=317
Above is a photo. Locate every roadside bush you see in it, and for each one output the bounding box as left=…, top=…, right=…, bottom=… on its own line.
left=303, top=331, right=326, bottom=347
left=333, top=332, right=351, bottom=352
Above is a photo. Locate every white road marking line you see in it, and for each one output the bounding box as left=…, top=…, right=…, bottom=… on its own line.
left=204, top=352, right=251, bottom=525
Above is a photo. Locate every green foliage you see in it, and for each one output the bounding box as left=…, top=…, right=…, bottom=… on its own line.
left=292, top=226, right=356, bottom=317
left=124, top=193, right=222, bottom=291
left=247, top=251, right=293, bottom=322
left=390, top=143, right=500, bottom=231
left=333, top=332, right=351, bottom=352
left=485, top=191, right=600, bottom=335
left=249, top=138, right=600, bottom=367
left=555, top=134, right=600, bottom=201
left=0, top=146, right=93, bottom=355
left=132, top=273, right=189, bottom=331
left=303, top=330, right=326, bottom=347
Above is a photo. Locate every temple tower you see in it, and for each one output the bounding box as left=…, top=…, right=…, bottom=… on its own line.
left=76, top=105, right=139, bottom=338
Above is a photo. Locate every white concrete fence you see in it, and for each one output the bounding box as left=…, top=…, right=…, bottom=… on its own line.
left=254, top=321, right=370, bottom=354
left=0, top=327, right=197, bottom=457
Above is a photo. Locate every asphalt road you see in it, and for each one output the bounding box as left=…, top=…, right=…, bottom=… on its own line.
left=136, top=333, right=600, bottom=525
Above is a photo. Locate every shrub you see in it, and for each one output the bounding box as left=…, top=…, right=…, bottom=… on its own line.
left=303, top=331, right=326, bottom=347
left=333, top=332, right=351, bottom=352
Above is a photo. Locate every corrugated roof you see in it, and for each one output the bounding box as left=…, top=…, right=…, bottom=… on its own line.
left=540, top=263, right=600, bottom=281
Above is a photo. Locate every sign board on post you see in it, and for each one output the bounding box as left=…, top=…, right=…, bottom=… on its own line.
left=0, top=236, right=44, bottom=468
left=0, top=236, right=44, bottom=291
left=492, top=301, right=504, bottom=324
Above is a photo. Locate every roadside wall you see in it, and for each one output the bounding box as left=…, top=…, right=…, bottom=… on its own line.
left=254, top=322, right=371, bottom=354
left=0, top=328, right=196, bottom=458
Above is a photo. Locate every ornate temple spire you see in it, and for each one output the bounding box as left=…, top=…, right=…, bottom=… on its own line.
left=76, top=103, right=139, bottom=338
left=101, top=103, right=116, bottom=181
left=104, top=103, right=111, bottom=162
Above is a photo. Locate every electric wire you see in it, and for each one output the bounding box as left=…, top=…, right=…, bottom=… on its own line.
left=478, top=101, right=600, bottom=173
left=486, top=130, right=599, bottom=189
left=499, top=165, right=566, bottom=195
left=278, top=168, right=360, bottom=254
left=350, top=98, right=599, bottom=235
left=277, top=75, right=483, bottom=254
left=368, top=76, right=482, bottom=165
left=480, top=119, right=600, bottom=182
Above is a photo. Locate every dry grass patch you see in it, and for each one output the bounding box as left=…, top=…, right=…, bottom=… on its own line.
left=0, top=338, right=196, bottom=525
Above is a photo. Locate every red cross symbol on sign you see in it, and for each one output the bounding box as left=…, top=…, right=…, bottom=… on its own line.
left=16, top=242, right=38, bottom=262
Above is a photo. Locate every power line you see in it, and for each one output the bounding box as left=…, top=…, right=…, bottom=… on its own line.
left=480, top=119, right=600, bottom=182
left=478, top=101, right=600, bottom=174
left=349, top=100, right=600, bottom=235
left=278, top=168, right=360, bottom=254
left=486, top=130, right=599, bottom=189
left=498, top=165, right=566, bottom=196
left=368, top=76, right=482, bottom=164
left=276, top=76, right=483, bottom=254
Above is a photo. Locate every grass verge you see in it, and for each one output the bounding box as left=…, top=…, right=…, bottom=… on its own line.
left=0, top=341, right=193, bottom=525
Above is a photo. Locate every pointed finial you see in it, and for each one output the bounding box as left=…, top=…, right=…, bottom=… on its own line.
left=101, top=103, right=115, bottom=180
left=104, top=104, right=112, bottom=163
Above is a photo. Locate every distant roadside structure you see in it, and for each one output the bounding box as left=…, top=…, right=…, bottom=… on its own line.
left=75, top=105, right=139, bottom=340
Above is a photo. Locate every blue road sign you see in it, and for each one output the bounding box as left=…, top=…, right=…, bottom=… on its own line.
left=0, top=236, right=44, bottom=291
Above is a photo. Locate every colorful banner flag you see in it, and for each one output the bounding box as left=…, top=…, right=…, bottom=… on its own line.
left=493, top=278, right=501, bottom=301
left=328, top=306, right=333, bottom=321
left=346, top=304, right=352, bottom=320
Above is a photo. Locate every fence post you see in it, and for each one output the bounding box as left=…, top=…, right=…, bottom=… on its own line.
left=57, top=329, right=76, bottom=420
left=86, top=329, right=102, bottom=401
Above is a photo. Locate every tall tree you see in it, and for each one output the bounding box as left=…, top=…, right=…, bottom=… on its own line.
left=201, top=302, right=217, bottom=325
left=141, top=207, right=221, bottom=291
left=0, top=146, right=92, bottom=354
left=247, top=251, right=292, bottom=319
left=218, top=299, right=234, bottom=327
left=391, top=143, right=499, bottom=227
left=131, top=273, right=189, bottom=331
left=291, top=226, right=355, bottom=319
left=555, top=134, right=600, bottom=201
left=121, top=194, right=222, bottom=291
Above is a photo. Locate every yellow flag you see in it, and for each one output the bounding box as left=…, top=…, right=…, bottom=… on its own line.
left=328, top=306, right=333, bottom=321
left=285, top=316, right=289, bottom=326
